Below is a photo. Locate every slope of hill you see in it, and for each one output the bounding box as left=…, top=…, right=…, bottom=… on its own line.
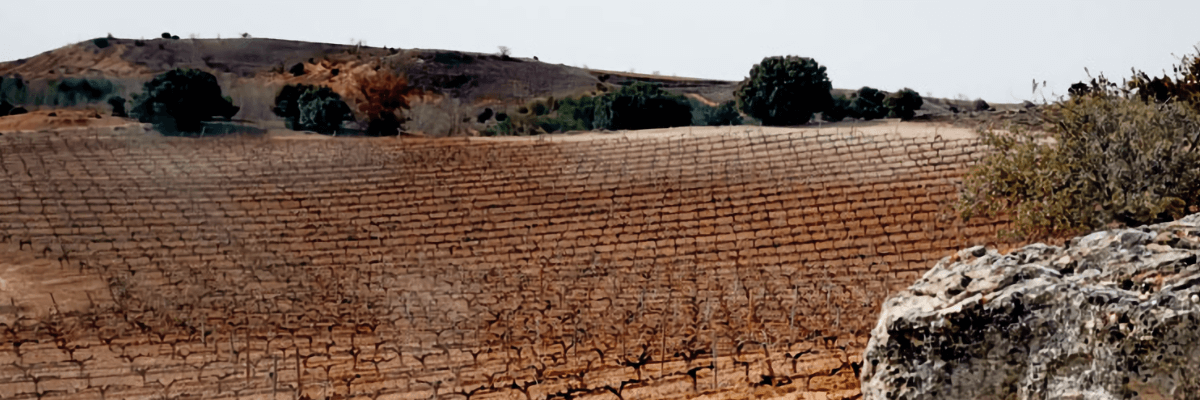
left=0, top=37, right=1023, bottom=131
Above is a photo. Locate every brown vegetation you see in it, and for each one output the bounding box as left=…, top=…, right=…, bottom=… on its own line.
left=353, top=70, right=420, bottom=135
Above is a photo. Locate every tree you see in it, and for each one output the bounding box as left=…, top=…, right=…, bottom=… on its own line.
left=129, top=68, right=239, bottom=132
left=884, top=88, right=923, bottom=120
left=695, top=100, right=744, bottom=126
left=850, top=87, right=887, bottom=120
left=273, top=84, right=352, bottom=134
left=822, top=95, right=851, bottom=122
left=735, top=56, right=833, bottom=126
left=593, top=82, right=692, bottom=130
left=298, top=88, right=352, bottom=133
left=354, top=71, right=419, bottom=136
left=107, top=96, right=127, bottom=117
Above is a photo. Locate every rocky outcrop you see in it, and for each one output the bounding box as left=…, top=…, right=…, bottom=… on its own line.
left=863, top=215, right=1200, bottom=400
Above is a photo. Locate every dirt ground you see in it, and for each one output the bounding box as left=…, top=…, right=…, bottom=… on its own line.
left=0, top=109, right=134, bottom=132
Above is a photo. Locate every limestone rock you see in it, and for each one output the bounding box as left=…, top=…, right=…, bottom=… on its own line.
left=863, top=215, right=1200, bottom=400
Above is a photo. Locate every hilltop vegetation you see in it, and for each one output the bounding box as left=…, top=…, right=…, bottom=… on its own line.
left=0, top=36, right=1017, bottom=135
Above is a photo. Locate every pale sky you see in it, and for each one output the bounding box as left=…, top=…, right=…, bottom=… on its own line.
left=3, top=0, right=1199, bottom=104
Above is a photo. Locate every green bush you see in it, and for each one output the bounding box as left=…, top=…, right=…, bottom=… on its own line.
left=486, top=84, right=692, bottom=136
left=271, top=83, right=312, bottom=126
left=692, top=100, right=744, bottom=126
left=130, top=68, right=239, bottom=132
left=850, top=86, right=887, bottom=120
left=483, top=114, right=543, bottom=136
left=555, top=95, right=600, bottom=131
left=93, top=37, right=110, bottom=49
left=735, top=56, right=832, bottom=126
left=884, top=88, right=923, bottom=120
left=297, top=88, right=352, bottom=134
left=822, top=95, right=851, bottom=122
left=959, top=92, right=1200, bottom=238
left=273, top=84, right=351, bottom=133
left=593, top=82, right=692, bottom=130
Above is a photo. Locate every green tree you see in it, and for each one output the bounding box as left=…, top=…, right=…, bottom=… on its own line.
left=593, top=82, right=692, bottom=130
left=735, top=56, right=832, bottom=126
left=273, top=84, right=352, bottom=134
left=850, top=86, right=887, bottom=120
left=884, top=88, right=923, bottom=120
left=822, top=95, right=852, bottom=122
left=130, top=68, right=239, bottom=132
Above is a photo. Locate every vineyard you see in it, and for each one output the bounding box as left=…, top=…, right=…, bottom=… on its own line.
left=0, top=121, right=1009, bottom=399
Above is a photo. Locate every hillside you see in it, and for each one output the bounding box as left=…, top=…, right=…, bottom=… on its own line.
left=0, top=37, right=1025, bottom=132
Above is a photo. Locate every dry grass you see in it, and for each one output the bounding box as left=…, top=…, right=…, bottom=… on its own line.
left=405, top=97, right=482, bottom=136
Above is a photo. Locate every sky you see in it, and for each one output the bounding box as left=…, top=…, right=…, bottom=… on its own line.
left=3, top=0, right=1199, bottom=104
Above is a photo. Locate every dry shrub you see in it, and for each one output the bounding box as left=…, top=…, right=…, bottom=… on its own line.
left=405, top=98, right=477, bottom=137
left=1127, top=52, right=1200, bottom=107
left=353, top=70, right=420, bottom=136
left=959, top=90, right=1200, bottom=239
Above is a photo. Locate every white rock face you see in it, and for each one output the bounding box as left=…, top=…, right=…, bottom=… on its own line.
left=862, top=215, right=1200, bottom=400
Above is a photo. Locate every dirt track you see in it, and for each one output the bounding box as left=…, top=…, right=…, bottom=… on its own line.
left=0, top=121, right=1009, bottom=399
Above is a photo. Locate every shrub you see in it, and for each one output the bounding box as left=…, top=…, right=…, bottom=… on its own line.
left=107, top=96, right=127, bottom=117
left=405, top=98, right=474, bottom=136
left=555, top=95, right=599, bottom=130
left=162, top=32, right=171, bottom=39
left=884, top=88, right=923, bottom=120
left=273, top=84, right=353, bottom=133
left=735, top=56, right=832, bottom=126
left=850, top=86, right=887, bottom=120
left=354, top=71, right=419, bottom=136
left=1127, top=52, right=1200, bottom=109
left=272, top=83, right=312, bottom=126
left=959, top=92, right=1200, bottom=238
left=692, top=100, right=743, bottom=126
left=1068, top=82, right=1092, bottom=97
left=593, top=82, right=692, bottom=130
left=487, top=85, right=693, bottom=136
left=0, top=100, right=11, bottom=116
left=93, top=37, right=110, bottom=49
left=296, top=90, right=352, bottom=134
left=289, top=63, right=306, bottom=77
left=484, top=95, right=599, bottom=136
left=298, top=88, right=352, bottom=133
left=50, top=77, right=116, bottom=106
left=822, top=95, right=851, bottom=122
left=476, top=108, right=493, bottom=123
left=129, top=68, right=239, bottom=132
left=9, top=106, right=27, bottom=116
left=972, top=99, right=991, bottom=112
